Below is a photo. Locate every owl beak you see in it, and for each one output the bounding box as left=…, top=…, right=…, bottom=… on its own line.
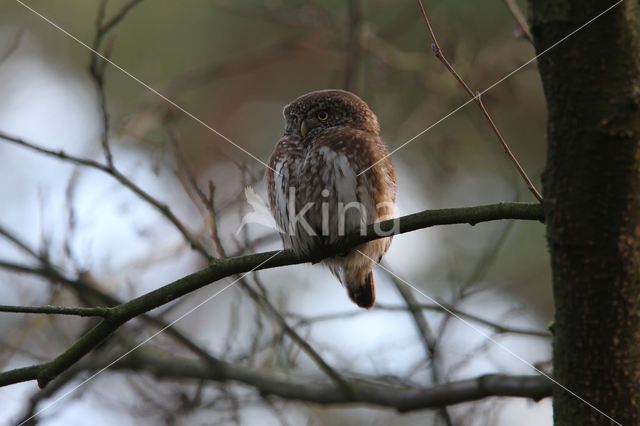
left=300, top=120, right=308, bottom=138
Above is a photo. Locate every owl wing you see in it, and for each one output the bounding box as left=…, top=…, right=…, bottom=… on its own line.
left=266, top=137, right=303, bottom=251
left=303, top=132, right=377, bottom=246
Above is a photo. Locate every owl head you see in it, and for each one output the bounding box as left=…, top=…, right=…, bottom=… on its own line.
left=282, top=89, right=380, bottom=140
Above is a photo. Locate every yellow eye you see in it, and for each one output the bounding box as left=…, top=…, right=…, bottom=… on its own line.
left=293, top=117, right=298, bottom=124
left=317, top=111, right=329, bottom=121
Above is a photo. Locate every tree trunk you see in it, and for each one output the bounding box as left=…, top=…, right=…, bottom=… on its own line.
left=529, top=1, right=640, bottom=424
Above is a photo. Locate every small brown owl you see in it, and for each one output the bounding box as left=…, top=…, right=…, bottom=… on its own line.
left=265, top=89, right=396, bottom=309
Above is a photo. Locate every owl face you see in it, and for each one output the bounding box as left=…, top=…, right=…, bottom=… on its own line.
left=283, top=89, right=379, bottom=141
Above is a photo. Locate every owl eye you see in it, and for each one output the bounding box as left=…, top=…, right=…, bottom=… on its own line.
left=293, top=117, right=298, bottom=124
left=317, top=111, right=329, bottom=121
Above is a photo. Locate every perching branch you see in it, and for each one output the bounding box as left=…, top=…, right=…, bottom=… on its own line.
left=0, top=200, right=543, bottom=389
left=416, top=0, right=543, bottom=202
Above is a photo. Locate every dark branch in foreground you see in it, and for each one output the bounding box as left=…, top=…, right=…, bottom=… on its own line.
left=81, top=351, right=553, bottom=412
left=0, top=201, right=543, bottom=389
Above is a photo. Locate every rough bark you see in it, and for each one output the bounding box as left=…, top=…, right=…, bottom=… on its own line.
left=529, top=1, right=640, bottom=424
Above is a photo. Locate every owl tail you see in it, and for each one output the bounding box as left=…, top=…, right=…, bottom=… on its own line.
left=346, top=268, right=376, bottom=309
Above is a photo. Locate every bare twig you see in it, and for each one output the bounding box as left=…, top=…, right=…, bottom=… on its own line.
left=393, top=279, right=453, bottom=426
left=290, top=303, right=550, bottom=339
left=0, top=131, right=208, bottom=257
left=0, top=226, right=39, bottom=259
left=240, top=276, right=353, bottom=397
left=503, top=0, right=534, bottom=43
left=207, top=181, right=227, bottom=257
left=0, top=304, right=109, bottom=317
left=99, top=0, right=144, bottom=37
left=167, top=127, right=226, bottom=257
left=0, top=28, right=24, bottom=64
left=435, top=221, right=515, bottom=343
left=13, top=367, right=82, bottom=425
left=0, top=230, right=224, bottom=372
left=88, top=0, right=144, bottom=169
left=89, top=0, right=113, bottom=166
left=416, top=0, right=542, bottom=202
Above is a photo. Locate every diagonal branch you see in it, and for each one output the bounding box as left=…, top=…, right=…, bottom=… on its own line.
left=503, top=0, right=534, bottom=43
left=393, top=277, right=452, bottom=425
left=416, top=0, right=543, bottom=202
left=0, top=28, right=24, bottom=64
left=0, top=131, right=208, bottom=257
left=98, top=0, right=144, bottom=38
left=239, top=279, right=354, bottom=396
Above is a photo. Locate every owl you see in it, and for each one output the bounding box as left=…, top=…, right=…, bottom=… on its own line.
left=265, top=89, right=396, bottom=309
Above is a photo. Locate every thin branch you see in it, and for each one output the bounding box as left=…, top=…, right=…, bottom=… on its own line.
left=0, top=28, right=24, bottom=64
left=0, top=131, right=208, bottom=257
left=70, top=351, right=553, bottom=412
left=167, top=127, right=226, bottom=257
left=393, top=278, right=452, bottom=426
left=291, top=303, right=550, bottom=339
left=502, top=0, right=534, bottom=43
left=207, top=181, right=227, bottom=257
left=87, top=0, right=143, bottom=167
left=0, top=225, right=39, bottom=259
left=13, top=367, right=82, bottom=425
left=89, top=0, right=113, bottom=166
left=239, top=278, right=354, bottom=396
left=98, top=0, right=144, bottom=38
left=0, top=304, right=109, bottom=317
left=416, top=0, right=542, bottom=202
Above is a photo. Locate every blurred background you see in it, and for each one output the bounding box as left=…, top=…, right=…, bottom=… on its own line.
left=0, top=0, right=552, bottom=425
